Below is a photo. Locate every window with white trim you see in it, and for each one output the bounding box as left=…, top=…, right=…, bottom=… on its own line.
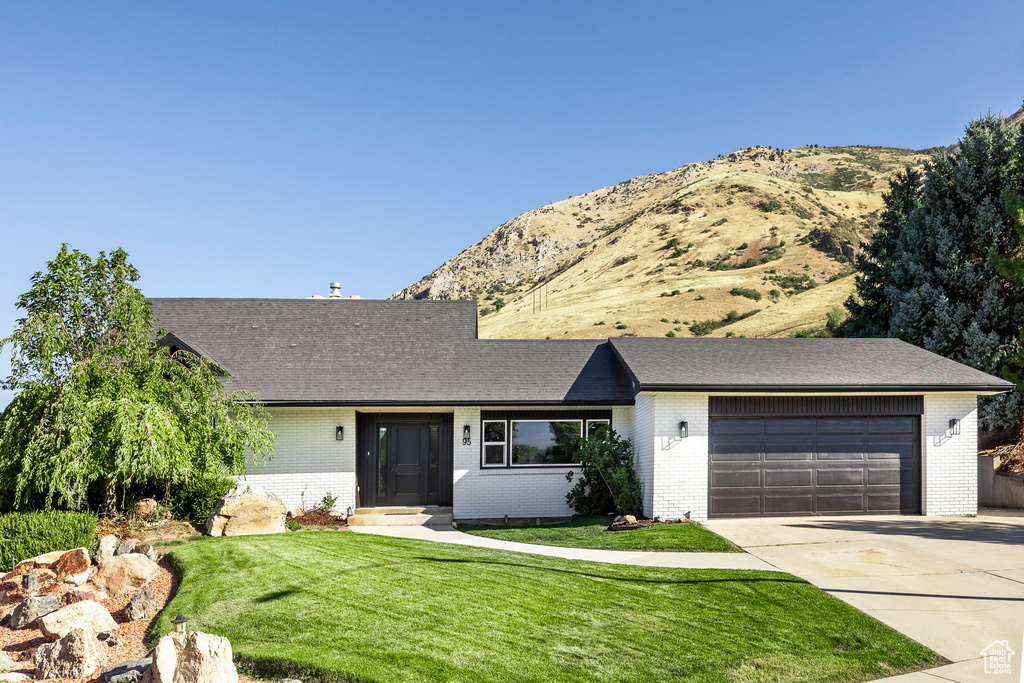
left=586, top=419, right=610, bottom=439
left=482, top=420, right=506, bottom=467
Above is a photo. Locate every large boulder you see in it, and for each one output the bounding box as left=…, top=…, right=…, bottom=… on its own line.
left=33, top=627, right=104, bottom=679
left=99, top=659, right=153, bottom=683
left=53, top=548, right=91, bottom=585
left=145, top=631, right=237, bottom=683
left=7, top=550, right=64, bottom=577
left=116, top=540, right=138, bottom=556
left=10, top=595, right=61, bottom=629
left=206, top=484, right=286, bottom=537
left=124, top=585, right=158, bottom=621
left=0, top=652, right=15, bottom=672
left=37, top=599, right=118, bottom=641
left=95, top=534, right=119, bottom=565
left=135, top=543, right=159, bottom=562
left=91, top=554, right=160, bottom=597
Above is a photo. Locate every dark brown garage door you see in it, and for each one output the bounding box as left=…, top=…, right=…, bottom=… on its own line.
left=708, top=397, right=921, bottom=518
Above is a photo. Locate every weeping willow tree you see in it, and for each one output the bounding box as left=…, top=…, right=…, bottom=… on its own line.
left=0, top=245, right=275, bottom=515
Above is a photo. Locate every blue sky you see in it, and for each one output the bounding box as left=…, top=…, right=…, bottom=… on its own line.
left=1, top=1, right=1023, bottom=407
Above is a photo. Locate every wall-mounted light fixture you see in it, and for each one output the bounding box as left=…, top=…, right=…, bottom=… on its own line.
left=948, top=418, right=960, bottom=436
left=463, top=425, right=472, bottom=445
left=336, top=426, right=344, bottom=441
left=679, top=421, right=688, bottom=438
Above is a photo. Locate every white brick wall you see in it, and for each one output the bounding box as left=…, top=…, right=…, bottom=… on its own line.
left=453, top=405, right=632, bottom=520
left=632, top=393, right=710, bottom=521
left=922, top=393, right=979, bottom=516
left=242, top=408, right=357, bottom=512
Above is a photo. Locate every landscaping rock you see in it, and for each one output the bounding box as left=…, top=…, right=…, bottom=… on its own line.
left=136, top=498, right=158, bottom=516
left=135, top=543, right=159, bottom=562
left=623, top=515, right=638, bottom=525
left=116, top=540, right=138, bottom=556
left=37, top=599, right=118, bottom=641
left=8, top=550, right=64, bottom=577
left=96, top=535, right=119, bottom=564
left=91, top=553, right=160, bottom=597
left=0, top=652, right=16, bottom=672
left=99, top=659, right=152, bottom=683
left=33, top=627, right=104, bottom=679
left=0, top=604, right=13, bottom=625
left=68, top=584, right=102, bottom=603
left=206, top=484, right=286, bottom=537
left=0, top=673, right=31, bottom=683
left=125, top=585, right=158, bottom=621
left=53, top=548, right=91, bottom=585
left=147, top=631, right=238, bottom=683
left=10, top=595, right=61, bottom=629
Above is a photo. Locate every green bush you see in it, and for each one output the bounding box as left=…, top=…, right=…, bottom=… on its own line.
left=169, top=472, right=236, bottom=526
left=565, top=430, right=643, bottom=517
left=729, top=287, right=763, bottom=301
left=0, top=511, right=98, bottom=571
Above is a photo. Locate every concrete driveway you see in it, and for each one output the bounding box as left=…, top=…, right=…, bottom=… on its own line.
left=705, top=509, right=1024, bottom=682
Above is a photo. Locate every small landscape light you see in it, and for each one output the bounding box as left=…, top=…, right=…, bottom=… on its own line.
left=948, top=418, right=960, bottom=435
left=679, top=421, right=688, bottom=438
left=171, top=613, right=189, bottom=634
left=336, top=425, right=344, bottom=441
left=463, top=425, right=471, bottom=445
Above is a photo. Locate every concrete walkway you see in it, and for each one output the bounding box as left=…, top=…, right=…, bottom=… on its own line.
left=349, top=524, right=775, bottom=570
left=705, top=509, right=1024, bottom=683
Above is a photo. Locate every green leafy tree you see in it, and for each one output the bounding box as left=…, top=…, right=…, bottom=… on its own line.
left=991, top=194, right=1024, bottom=394
left=845, top=113, right=1024, bottom=428
left=0, top=245, right=275, bottom=515
left=565, top=429, right=643, bottom=517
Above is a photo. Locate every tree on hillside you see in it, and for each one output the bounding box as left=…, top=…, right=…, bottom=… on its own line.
left=0, top=245, right=275, bottom=515
left=845, top=113, right=1024, bottom=429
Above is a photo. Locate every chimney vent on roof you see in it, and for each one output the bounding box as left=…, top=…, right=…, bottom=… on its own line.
left=329, top=282, right=342, bottom=298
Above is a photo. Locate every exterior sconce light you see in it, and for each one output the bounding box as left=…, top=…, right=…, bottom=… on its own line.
left=171, top=613, right=190, bottom=634
left=948, top=418, right=960, bottom=435
left=335, top=426, right=344, bottom=441
left=679, top=421, right=688, bottom=438
left=463, top=425, right=472, bottom=445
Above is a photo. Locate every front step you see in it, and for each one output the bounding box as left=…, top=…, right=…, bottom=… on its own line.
left=348, top=506, right=453, bottom=527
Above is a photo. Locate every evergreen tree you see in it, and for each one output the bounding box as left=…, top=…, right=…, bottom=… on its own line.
left=0, top=245, right=275, bottom=514
left=846, top=114, right=1024, bottom=429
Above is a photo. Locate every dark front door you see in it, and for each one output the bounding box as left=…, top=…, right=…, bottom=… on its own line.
left=356, top=413, right=453, bottom=508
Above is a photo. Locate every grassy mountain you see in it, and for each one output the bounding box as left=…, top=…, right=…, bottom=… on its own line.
left=389, top=144, right=941, bottom=339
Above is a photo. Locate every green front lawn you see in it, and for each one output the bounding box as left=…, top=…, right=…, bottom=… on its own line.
left=460, top=517, right=740, bottom=552
left=156, top=531, right=941, bottom=683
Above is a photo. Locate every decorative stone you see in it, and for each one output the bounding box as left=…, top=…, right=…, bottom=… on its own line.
left=8, top=550, right=64, bottom=577
left=99, top=659, right=152, bottom=683
left=286, top=509, right=304, bottom=519
left=37, top=599, right=118, bottom=641
left=10, top=595, right=61, bottom=629
left=53, top=548, right=91, bottom=584
left=33, top=627, right=104, bottom=679
left=91, top=554, right=159, bottom=597
left=125, top=585, right=158, bottom=621
left=135, top=543, right=159, bottom=562
left=147, top=631, right=238, bottom=683
left=68, top=584, right=102, bottom=603
left=0, top=652, right=15, bottom=672
left=116, top=540, right=138, bottom=556
left=623, top=515, right=638, bottom=525
left=0, top=673, right=31, bottom=683
left=0, top=603, right=15, bottom=625
left=206, top=484, right=286, bottom=537
left=96, top=535, right=119, bottom=564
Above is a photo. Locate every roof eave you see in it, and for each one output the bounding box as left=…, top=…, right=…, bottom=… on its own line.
left=635, top=383, right=1014, bottom=394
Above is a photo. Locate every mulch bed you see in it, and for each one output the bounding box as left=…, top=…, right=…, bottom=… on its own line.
left=289, top=511, right=349, bottom=528
left=1, top=558, right=268, bottom=683
left=607, top=518, right=691, bottom=532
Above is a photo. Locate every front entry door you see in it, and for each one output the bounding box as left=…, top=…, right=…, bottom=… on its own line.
left=388, top=422, right=433, bottom=507
left=357, top=413, right=453, bottom=509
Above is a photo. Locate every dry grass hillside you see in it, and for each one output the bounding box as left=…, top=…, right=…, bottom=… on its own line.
left=391, top=144, right=941, bottom=338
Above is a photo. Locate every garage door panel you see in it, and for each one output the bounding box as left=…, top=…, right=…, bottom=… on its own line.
left=815, top=417, right=867, bottom=435
left=710, top=418, right=762, bottom=436
left=868, top=416, right=916, bottom=434
left=711, top=496, right=760, bottom=515
left=765, top=494, right=813, bottom=514
left=709, top=413, right=920, bottom=518
left=764, top=469, right=813, bottom=487
left=763, top=444, right=813, bottom=461
left=816, top=468, right=865, bottom=487
left=763, top=418, right=815, bottom=435
left=711, top=469, right=761, bottom=488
